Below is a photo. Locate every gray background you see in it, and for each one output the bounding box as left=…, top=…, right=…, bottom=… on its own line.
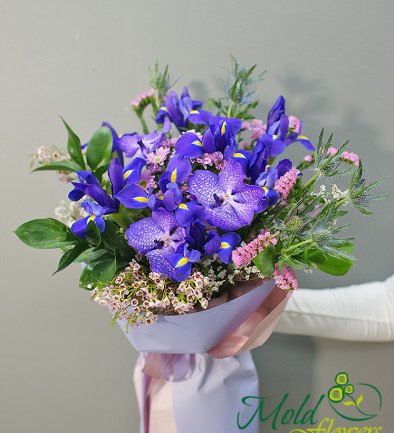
left=1, top=0, right=393, bottom=432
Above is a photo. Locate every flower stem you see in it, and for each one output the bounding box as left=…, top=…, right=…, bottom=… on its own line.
left=282, top=239, right=314, bottom=254
left=137, top=113, right=149, bottom=134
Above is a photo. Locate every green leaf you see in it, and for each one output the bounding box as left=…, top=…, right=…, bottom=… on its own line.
left=253, top=248, right=275, bottom=276
left=100, top=221, right=132, bottom=259
left=86, top=220, right=101, bottom=245
left=32, top=161, right=82, bottom=173
left=54, top=241, right=90, bottom=274
left=300, top=247, right=353, bottom=276
left=61, top=117, right=86, bottom=169
left=15, top=218, right=78, bottom=249
left=86, top=126, right=113, bottom=171
left=79, top=265, right=94, bottom=289
left=90, top=258, right=117, bottom=283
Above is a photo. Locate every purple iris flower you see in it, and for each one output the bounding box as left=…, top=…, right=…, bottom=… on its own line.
left=156, top=87, right=203, bottom=130
left=266, top=96, right=314, bottom=151
left=255, top=167, right=280, bottom=207
left=160, top=155, right=192, bottom=185
left=71, top=200, right=106, bottom=238
left=125, top=208, right=187, bottom=280
left=188, top=159, right=264, bottom=231
left=166, top=244, right=201, bottom=282
left=68, top=158, right=125, bottom=213
left=204, top=231, right=241, bottom=264
left=118, top=130, right=164, bottom=159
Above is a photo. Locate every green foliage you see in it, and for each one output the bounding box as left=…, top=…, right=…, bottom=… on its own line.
left=253, top=248, right=275, bottom=276
left=86, top=126, right=113, bottom=171
left=209, top=55, right=265, bottom=120
left=15, top=218, right=78, bottom=249
left=32, top=161, right=82, bottom=172
left=60, top=117, right=86, bottom=170
left=54, top=241, right=90, bottom=274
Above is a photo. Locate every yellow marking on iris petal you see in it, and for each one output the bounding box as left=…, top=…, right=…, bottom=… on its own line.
left=176, top=257, right=189, bottom=268
left=87, top=215, right=96, bottom=222
left=118, top=134, right=123, bottom=139
left=123, top=170, right=133, bottom=180
left=297, top=135, right=308, bottom=140
left=158, top=193, right=164, bottom=200
left=190, top=110, right=200, bottom=114
left=233, top=152, right=246, bottom=159
left=133, top=196, right=148, bottom=203
left=192, top=140, right=203, bottom=147
left=160, top=106, right=168, bottom=112
left=221, top=121, right=227, bottom=135
left=262, top=186, right=268, bottom=193
left=170, top=169, right=177, bottom=183
left=220, top=242, right=231, bottom=249
left=178, top=203, right=189, bottom=210
left=273, top=134, right=278, bottom=140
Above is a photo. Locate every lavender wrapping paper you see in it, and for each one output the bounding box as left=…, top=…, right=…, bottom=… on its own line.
left=117, top=279, right=275, bottom=353
left=115, top=279, right=278, bottom=433
left=134, top=352, right=259, bottom=433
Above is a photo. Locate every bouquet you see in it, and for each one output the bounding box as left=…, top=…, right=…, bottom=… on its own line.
left=16, top=58, right=383, bottom=433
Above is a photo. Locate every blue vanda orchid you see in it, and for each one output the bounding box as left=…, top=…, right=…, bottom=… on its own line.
left=188, top=159, right=264, bottom=231
left=156, top=87, right=203, bottom=130
left=71, top=200, right=106, bottom=238
left=126, top=208, right=187, bottom=280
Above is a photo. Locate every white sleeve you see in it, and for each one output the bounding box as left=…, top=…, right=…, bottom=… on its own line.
left=274, top=274, right=394, bottom=342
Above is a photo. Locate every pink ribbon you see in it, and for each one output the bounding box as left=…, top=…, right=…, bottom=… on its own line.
left=138, top=284, right=288, bottom=433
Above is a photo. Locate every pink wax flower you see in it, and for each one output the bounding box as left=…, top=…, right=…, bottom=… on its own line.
left=232, top=231, right=278, bottom=268
left=304, top=154, right=313, bottom=162
left=274, top=167, right=299, bottom=200
left=273, top=264, right=298, bottom=295
left=327, top=146, right=338, bottom=156
left=341, top=151, right=360, bottom=166
left=288, top=116, right=301, bottom=134
left=130, top=88, right=155, bottom=108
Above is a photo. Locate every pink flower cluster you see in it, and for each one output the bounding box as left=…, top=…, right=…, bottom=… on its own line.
left=242, top=119, right=267, bottom=140
left=288, top=116, right=301, bottom=134
left=341, top=151, right=360, bottom=166
left=273, top=264, right=298, bottom=296
left=326, top=147, right=360, bottom=166
left=196, top=151, right=225, bottom=170
left=130, top=88, right=155, bottom=108
left=232, top=231, right=278, bottom=268
left=274, top=167, right=299, bottom=200
left=146, top=147, right=172, bottom=171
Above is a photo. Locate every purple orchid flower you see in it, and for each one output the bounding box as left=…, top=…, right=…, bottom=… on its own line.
left=166, top=244, right=201, bottom=281
left=188, top=159, right=264, bottom=230
left=156, top=87, right=203, bottom=130
left=125, top=208, right=187, bottom=280
left=71, top=200, right=106, bottom=238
